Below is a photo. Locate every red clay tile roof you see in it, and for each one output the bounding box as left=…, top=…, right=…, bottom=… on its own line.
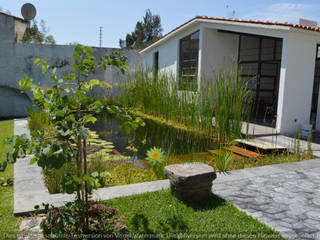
left=140, top=16, right=320, bottom=52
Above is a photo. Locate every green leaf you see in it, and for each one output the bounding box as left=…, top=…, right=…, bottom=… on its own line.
left=7, top=152, right=16, bottom=164
left=19, top=75, right=33, bottom=92
left=42, top=145, right=51, bottom=155
left=83, top=115, right=97, bottom=124
left=91, top=171, right=99, bottom=178
left=100, top=171, right=111, bottom=178
left=30, top=157, right=37, bottom=165
left=72, top=53, right=80, bottom=61
left=76, top=128, right=89, bottom=139
left=34, top=58, right=41, bottom=66
left=89, top=79, right=100, bottom=86
left=71, top=63, right=78, bottom=70
left=42, top=65, right=49, bottom=73
left=17, top=147, right=25, bottom=158
left=0, top=162, right=7, bottom=172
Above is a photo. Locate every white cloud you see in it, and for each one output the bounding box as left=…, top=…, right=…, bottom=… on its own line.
left=245, top=2, right=319, bottom=23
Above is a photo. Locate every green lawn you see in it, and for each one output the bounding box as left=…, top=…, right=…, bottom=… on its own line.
left=0, top=120, right=20, bottom=239
left=105, top=189, right=284, bottom=240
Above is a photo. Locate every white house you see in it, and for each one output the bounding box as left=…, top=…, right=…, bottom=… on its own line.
left=139, top=16, right=320, bottom=135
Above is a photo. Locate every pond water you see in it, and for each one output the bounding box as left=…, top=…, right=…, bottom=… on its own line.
left=89, top=116, right=215, bottom=159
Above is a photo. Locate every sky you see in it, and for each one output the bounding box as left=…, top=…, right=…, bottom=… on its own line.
left=1, top=0, right=320, bottom=48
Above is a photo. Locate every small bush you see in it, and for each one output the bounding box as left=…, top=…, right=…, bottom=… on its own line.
left=40, top=199, right=128, bottom=239
left=214, top=150, right=233, bottom=172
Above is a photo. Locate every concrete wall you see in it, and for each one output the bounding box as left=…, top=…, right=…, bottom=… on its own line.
left=276, top=31, right=320, bottom=134
left=0, top=13, right=142, bottom=118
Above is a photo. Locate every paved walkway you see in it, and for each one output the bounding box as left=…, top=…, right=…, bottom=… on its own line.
left=215, top=166, right=320, bottom=239
left=14, top=119, right=320, bottom=239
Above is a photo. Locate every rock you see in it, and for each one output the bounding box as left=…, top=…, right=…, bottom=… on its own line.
left=164, top=163, right=216, bottom=201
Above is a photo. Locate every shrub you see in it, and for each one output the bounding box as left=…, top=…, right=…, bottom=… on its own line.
left=214, top=150, right=233, bottom=172
left=39, top=199, right=128, bottom=239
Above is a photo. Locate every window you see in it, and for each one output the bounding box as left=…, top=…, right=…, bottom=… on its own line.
left=153, top=51, right=159, bottom=79
left=179, top=31, right=199, bottom=91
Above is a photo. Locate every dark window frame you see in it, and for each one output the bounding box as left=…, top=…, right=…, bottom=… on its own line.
left=310, top=44, right=320, bottom=125
left=178, top=31, right=200, bottom=91
left=153, top=51, right=159, bottom=79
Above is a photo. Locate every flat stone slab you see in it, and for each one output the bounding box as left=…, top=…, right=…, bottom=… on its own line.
left=235, top=138, right=287, bottom=151
left=257, top=134, right=320, bottom=153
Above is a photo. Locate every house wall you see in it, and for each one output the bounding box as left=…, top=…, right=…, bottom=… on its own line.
left=276, top=31, right=320, bottom=134
left=201, top=28, right=239, bottom=80
left=141, top=21, right=320, bottom=135
left=0, top=13, right=142, bottom=118
left=142, top=24, right=202, bottom=79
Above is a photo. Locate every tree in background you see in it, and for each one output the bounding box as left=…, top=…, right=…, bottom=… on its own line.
left=119, top=9, right=163, bottom=49
left=22, top=19, right=56, bottom=45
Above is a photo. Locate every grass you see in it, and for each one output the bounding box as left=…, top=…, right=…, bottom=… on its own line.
left=105, top=189, right=284, bottom=239
left=0, top=120, right=20, bottom=239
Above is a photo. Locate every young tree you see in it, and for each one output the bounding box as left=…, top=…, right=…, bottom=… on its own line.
left=22, top=19, right=56, bottom=45
left=119, top=9, right=163, bottom=49
left=0, top=45, right=144, bottom=234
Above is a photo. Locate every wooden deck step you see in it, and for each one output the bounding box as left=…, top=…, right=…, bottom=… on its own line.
left=226, top=145, right=260, bottom=158
left=208, top=149, right=244, bottom=160
left=235, top=138, right=287, bottom=151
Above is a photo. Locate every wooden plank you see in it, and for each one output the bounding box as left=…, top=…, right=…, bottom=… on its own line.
left=226, top=145, right=260, bottom=158
left=112, top=149, right=122, bottom=156
left=235, top=138, right=287, bottom=150
left=208, top=150, right=244, bottom=160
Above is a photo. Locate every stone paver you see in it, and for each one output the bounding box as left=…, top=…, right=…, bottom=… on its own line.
left=214, top=168, right=320, bottom=239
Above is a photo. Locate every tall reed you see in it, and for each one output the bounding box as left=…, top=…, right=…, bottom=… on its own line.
left=212, top=66, right=251, bottom=144
left=118, top=68, right=215, bottom=137
left=116, top=65, right=251, bottom=144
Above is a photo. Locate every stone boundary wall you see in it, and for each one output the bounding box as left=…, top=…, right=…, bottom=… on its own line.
left=0, top=13, right=142, bottom=118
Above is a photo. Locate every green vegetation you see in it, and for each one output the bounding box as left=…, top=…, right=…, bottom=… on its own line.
left=212, top=66, right=251, bottom=144
left=105, top=189, right=284, bottom=239
left=0, top=120, right=20, bottom=238
left=119, top=9, right=162, bottom=49
left=118, top=68, right=215, bottom=138
left=26, top=107, right=50, bottom=131
left=1, top=45, right=144, bottom=236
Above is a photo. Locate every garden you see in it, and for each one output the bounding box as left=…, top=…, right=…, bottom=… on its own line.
left=0, top=44, right=311, bottom=239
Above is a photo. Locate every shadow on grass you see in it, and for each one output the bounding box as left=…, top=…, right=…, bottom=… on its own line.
left=174, top=192, right=226, bottom=211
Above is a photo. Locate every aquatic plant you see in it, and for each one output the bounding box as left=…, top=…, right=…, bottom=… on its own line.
left=212, top=65, right=251, bottom=144
left=117, top=68, right=215, bottom=138
left=117, top=65, right=250, bottom=145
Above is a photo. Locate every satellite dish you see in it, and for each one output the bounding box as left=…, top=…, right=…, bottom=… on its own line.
left=21, top=3, right=36, bottom=21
